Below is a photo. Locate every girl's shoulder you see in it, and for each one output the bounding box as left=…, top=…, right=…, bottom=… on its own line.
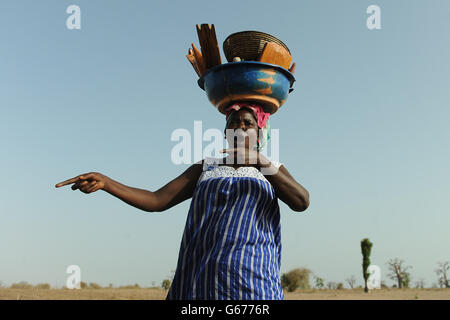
left=269, top=160, right=283, bottom=169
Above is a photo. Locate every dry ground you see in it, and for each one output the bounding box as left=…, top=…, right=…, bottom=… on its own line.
left=1, top=288, right=449, bottom=300
left=284, top=288, right=450, bottom=300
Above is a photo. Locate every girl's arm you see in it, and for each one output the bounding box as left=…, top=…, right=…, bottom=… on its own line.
left=55, top=162, right=203, bottom=212
left=104, top=163, right=203, bottom=212
left=219, top=147, right=309, bottom=212
left=261, top=163, right=310, bottom=212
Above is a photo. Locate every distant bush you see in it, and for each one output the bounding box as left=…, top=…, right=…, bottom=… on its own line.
left=34, top=283, right=51, bottom=289
left=10, top=281, right=33, bottom=289
left=336, top=283, right=344, bottom=290
left=161, top=279, right=171, bottom=291
left=80, top=281, right=88, bottom=289
left=281, top=268, right=311, bottom=292
left=89, top=282, right=102, bottom=289
left=118, top=285, right=134, bottom=289
left=118, top=284, right=141, bottom=289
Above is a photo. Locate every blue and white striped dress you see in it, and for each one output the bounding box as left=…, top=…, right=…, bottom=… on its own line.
left=166, top=157, right=284, bottom=300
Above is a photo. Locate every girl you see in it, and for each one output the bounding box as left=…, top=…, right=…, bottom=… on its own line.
left=55, top=102, right=309, bottom=300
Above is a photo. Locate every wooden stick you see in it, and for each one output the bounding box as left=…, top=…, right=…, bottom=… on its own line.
left=192, top=43, right=206, bottom=76
left=289, top=62, right=296, bottom=74
left=209, top=24, right=222, bottom=66
left=196, top=24, right=222, bottom=70
left=186, top=48, right=201, bottom=77
left=196, top=24, right=210, bottom=68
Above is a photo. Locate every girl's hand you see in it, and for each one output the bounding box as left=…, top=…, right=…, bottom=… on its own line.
left=55, top=172, right=109, bottom=194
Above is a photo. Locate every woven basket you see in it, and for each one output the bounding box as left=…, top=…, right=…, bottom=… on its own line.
left=223, top=31, right=290, bottom=62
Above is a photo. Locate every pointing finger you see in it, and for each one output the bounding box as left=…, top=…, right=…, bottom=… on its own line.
left=56, top=173, right=96, bottom=188
left=55, top=176, right=83, bottom=188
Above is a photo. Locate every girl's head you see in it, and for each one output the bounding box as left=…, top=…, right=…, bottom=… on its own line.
left=224, top=107, right=259, bottom=150
left=224, top=103, right=271, bottom=152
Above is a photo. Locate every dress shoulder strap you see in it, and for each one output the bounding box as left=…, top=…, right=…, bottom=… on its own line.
left=202, top=157, right=222, bottom=172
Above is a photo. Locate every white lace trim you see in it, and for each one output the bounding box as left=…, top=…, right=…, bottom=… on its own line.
left=197, top=157, right=282, bottom=185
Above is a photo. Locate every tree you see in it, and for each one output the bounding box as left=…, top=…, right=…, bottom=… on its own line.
left=414, top=279, right=425, bottom=289
left=345, top=275, right=357, bottom=289
left=386, top=258, right=412, bottom=288
left=162, top=279, right=171, bottom=291
left=326, top=281, right=337, bottom=290
left=360, top=238, right=373, bottom=293
left=435, top=261, right=450, bottom=288
left=281, top=268, right=311, bottom=292
left=313, top=276, right=325, bottom=289
left=401, top=272, right=411, bottom=288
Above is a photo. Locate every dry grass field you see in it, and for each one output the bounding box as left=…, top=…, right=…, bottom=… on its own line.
left=284, top=288, right=450, bottom=300
left=1, top=288, right=449, bottom=300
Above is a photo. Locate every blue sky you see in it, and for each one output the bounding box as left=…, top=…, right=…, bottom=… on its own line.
left=1, top=0, right=449, bottom=288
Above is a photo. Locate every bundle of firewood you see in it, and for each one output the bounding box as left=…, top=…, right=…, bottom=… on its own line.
left=186, top=24, right=222, bottom=77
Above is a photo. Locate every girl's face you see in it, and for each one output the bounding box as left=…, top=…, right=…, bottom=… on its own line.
left=225, top=109, right=258, bottom=150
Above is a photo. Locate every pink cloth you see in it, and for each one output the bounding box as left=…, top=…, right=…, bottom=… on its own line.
left=224, top=102, right=270, bottom=129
